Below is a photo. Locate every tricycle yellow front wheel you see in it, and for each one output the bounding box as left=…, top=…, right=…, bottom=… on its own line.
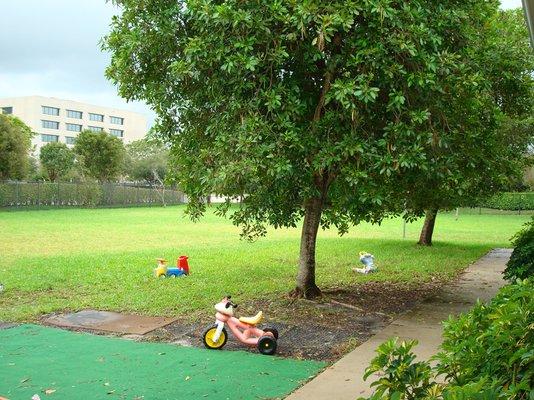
left=203, top=326, right=228, bottom=349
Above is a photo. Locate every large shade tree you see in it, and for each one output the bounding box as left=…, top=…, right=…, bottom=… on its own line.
left=403, top=8, right=534, bottom=246
left=105, top=0, right=504, bottom=297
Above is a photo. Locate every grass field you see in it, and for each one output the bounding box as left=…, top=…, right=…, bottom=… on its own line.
left=0, top=206, right=530, bottom=321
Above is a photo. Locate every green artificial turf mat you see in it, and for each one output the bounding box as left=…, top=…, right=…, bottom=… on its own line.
left=0, top=325, right=325, bottom=400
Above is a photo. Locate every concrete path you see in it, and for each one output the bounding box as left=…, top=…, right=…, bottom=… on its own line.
left=286, top=248, right=511, bottom=400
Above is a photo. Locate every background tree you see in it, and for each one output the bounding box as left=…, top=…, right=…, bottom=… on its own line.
left=105, top=0, right=506, bottom=297
left=27, top=156, right=43, bottom=181
left=125, top=138, right=168, bottom=183
left=74, top=130, right=125, bottom=182
left=8, top=115, right=34, bottom=143
left=403, top=8, right=534, bottom=246
left=0, top=114, right=33, bottom=180
left=39, top=142, right=75, bottom=182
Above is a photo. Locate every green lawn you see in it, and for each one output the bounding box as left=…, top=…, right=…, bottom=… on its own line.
left=0, top=206, right=529, bottom=321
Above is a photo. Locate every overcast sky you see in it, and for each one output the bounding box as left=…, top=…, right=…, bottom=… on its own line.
left=0, top=0, right=154, bottom=122
left=0, top=0, right=525, bottom=128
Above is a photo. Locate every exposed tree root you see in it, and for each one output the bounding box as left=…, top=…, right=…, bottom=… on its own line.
left=289, top=285, right=323, bottom=299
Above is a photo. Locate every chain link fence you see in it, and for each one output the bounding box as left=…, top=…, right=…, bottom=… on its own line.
left=0, top=181, right=185, bottom=209
left=449, top=207, right=534, bottom=216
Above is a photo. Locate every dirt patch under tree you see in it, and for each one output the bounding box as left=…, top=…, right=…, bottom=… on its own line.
left=145, top=281, right=443, bottom=361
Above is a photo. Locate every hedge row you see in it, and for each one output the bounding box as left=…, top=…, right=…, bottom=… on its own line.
left=504, top=217, right=534, bottom=281
left=481, top=192, right=534, bottom=210
left=0, top=182, right=184, bottom=208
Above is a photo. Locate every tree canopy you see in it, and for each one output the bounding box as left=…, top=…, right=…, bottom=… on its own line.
left=125, top=138, right=168, bottom=183
left=39, top=142, right=75, bottom=182
left=104, top=0, right=521, bottom=296
left=400, top=8, right=534, bottom=245
left=74, top=130, right=125, bottom=182
left=0, top=114, right=33, bottom=180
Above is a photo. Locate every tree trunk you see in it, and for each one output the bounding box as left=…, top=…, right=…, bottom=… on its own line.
left=418, top=208, right=438, bottom=246
left=290, top=197, right=323, bottom=299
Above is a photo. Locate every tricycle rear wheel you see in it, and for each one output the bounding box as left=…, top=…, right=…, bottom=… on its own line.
left=263, top=327, right=279, bottom=340
left=257, top=335, right=277, bottom=355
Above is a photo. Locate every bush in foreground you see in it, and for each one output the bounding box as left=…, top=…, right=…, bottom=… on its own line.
left=504, top=217, right=534, bottom=281
left=361, top=279, right=533, bottom=399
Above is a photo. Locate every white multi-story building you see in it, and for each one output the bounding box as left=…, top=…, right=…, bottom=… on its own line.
left=0, top=95, right=147, bottom=154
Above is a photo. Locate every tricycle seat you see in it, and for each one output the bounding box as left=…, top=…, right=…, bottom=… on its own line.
left=239, top=311, right=263, bottom=325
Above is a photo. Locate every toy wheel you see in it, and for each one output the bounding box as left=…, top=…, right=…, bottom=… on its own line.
left=203, top=326, right=228, bottom=350
left=263, top=327, right=279, bottom=340
left=257, top=335, right=277, bottom=355
left=159, top=275, right=166, bottom=278
left=170, top=274, right=176, bottom=278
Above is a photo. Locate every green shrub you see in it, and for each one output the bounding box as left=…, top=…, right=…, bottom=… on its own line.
left=361, top=279, right=534, bottom=399
left=504, top=217, right=534, bottom=281
left=362, top=339, right=439, bottom=399
left=481, top=192, right=534, bottom=211
left=436, top=279, right=533, bottom=397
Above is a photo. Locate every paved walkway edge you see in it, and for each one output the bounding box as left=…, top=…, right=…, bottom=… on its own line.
left=285, top=248, right=511, bottom=400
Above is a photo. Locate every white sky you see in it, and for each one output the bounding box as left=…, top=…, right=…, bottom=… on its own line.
left=0, top=0, right=525, bottom=128
left=501, top=0, right=523, bottom=9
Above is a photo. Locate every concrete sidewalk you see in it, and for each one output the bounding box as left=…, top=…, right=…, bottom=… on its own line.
left=286, top=248, right=511, bottom=400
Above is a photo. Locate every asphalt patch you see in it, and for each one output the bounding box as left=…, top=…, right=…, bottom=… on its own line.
left=44, top=310, right=176, bottom=335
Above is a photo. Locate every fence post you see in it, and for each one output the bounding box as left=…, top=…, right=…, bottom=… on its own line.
left=402, top=219, right=406, bottom=239
left=16, top=181, right=20, bottom=207
left=104, top=182, right=108, bottom=206
left=37, top=181, right=40, bottom=209
left=57, top=181, right=60, bottom=206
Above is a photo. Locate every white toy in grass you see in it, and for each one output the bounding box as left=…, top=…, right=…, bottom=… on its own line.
left=353, top=251, right=377, bottom=274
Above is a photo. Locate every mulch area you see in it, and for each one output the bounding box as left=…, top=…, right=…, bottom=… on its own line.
left=146, top=280, right=443, bottom=362
left=26, top=281, right=445, bottom=362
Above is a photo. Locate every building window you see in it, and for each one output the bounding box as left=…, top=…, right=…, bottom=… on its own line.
left=42, top=120, right=59, bottom=129
left=88, top=126, right=103, bottom=132
left=65, top=136, right=76, bottom=145
left=66, top=123, right=82, bottom=132
left=41, top=134, right=59, bottom=143
left=1, top=106, right=13, bottom=114
left=109, top=129, right=124, bottom=138
left=89, top=113, right=104, bottom=122
left=42, top=106, right=60, bottom=116
left=67, top=109, right=83, bottom=119
left=110, top=116, right=124, bottom=125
